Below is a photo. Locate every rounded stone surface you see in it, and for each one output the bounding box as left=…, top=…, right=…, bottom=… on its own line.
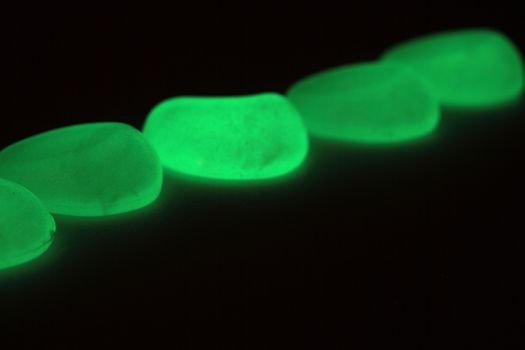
left=1, top=178, right=55, bottom=269
left=287, top=62, right=440, bottom=143
left=0, top=123, right=163, bottom=216
left=382, top=28, right=524, bottom=107
left=143, top=93, right=309, bottom=180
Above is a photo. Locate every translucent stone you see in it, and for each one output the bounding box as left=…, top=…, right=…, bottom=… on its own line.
left=0, top=178, right=55, bottom=269
left=382, top=28, right=525, bottom=108
left=287, top=62, right=440, bottom=143
left=143, top=93, right=308, bottom=180
left=0, top=123, right=163, bottom=216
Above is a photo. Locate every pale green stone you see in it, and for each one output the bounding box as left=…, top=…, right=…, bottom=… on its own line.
left=1, top=178, right=55, bottom=269
left=143, top=93, right=309, bottom=180
left=0, top=123, right=163, bottom=216
left=382, top=28, right=525, bottom=107
left=287, top=62, right=440, bottom=143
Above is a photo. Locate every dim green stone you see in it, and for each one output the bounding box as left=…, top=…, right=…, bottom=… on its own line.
left=143, top=93, right=308, bottom=180
left=382, top=28, right=525, bottom=107
left=0, top=123, right=163, bottom=217
left=287, top=62, right=440, bottom=143
left=1, top=178, right=55, bottom=269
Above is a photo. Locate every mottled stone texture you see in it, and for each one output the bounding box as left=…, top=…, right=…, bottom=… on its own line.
left=143, top=93, right=308, bottom=180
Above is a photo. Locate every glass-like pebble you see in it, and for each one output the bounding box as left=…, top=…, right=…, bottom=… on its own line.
left=0, top=178, right=55, bottom=269
left=382, top=28, right=525, bottom=107
left=287, top=62, right=440, bottom=143
left=143, top=93, right=309, bottom=181
left=0, top=123, right=163, bottom=216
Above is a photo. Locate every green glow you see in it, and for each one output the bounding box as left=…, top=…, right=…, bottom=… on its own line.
left=382, top=28, right=525, bottom=107
left=143, top=93, right=309, bottom=180
left=286, top=62, right=440, bottom=143
left=0, top=178, right=55, bottom=269
left=0, top=123, right=163, bottom=217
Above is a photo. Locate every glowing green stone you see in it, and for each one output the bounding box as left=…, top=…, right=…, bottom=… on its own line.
left=1, top=178, right=55, bottom=269
left=382, top=28, right=525, bottom=107
left=0, top=123, right=162, bottom=217
left=286, top=62, right=440, bottom=143
left=143, top=93, right=308, bottom=180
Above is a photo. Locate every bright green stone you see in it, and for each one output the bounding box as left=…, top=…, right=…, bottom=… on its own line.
left=287, top=62, right=440, bottom=143
left=1, top=178, right=55, bottom=269
left=143, top=93, right=309, bottom=180
left=0, top=123, right=163, bottom=217
left=382, top=28, right=525, bottom=107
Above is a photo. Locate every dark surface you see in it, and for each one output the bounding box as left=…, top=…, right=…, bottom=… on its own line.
left=1, top=3, right=524, bottom=348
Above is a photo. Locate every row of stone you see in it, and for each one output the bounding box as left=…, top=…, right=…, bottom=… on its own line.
left=1, top=28, right=523, bottom=269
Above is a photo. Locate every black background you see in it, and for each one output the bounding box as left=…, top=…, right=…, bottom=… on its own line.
left=1, top=3, right=524, bottom=348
